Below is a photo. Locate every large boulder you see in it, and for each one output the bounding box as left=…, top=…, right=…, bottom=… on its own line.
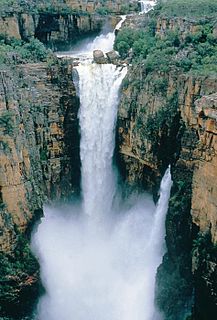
left=93, top=50, right=107, bottom=64
left=106, top=50, right=119, bottom=64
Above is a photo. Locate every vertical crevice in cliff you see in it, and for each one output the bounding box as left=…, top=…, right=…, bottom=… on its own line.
left=0, top=71, right=10, bottom=110
left=62, top=95, right=81, bottom=197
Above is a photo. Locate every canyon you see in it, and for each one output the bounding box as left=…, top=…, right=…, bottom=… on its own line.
left=0, top=1, right=217, bottom=320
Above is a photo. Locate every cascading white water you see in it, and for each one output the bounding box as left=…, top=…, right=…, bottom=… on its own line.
left=32, top=12, right=172, bottom=320
left=139, top=0, right=157, bottom=14
left=56, top=15, right=126, bottom=59
left=77, top=63, right=127, bottom=217
left=86, top=15, right=126, bottom=54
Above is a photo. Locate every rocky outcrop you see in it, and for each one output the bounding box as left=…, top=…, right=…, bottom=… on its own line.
left=0, top=15, right=21, bottom=39
left=156, top=16, right=204, bottom=40
left=187, top=93, right=217, bottom=319
left=35, top=13, right=105, bottom=49
left=106, top=50, right=119, bottom=63
left=93, top=49, right=120, bottom=64
left=93, top=49, right=107, bottom=64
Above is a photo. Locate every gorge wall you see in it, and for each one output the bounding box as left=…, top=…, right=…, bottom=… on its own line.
left=0, top=58, right=80, bottom=317
left=116, top=14, right=217, bottom=320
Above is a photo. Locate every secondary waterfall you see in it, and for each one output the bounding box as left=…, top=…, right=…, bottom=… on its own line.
left=139, top=0, right=157, bottom=14
left=32, top=14, right=172, bottom=320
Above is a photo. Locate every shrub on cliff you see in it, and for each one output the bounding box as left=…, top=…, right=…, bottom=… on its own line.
left=114, top=28, right=155, bottom=59
left=0, top=111, right=17, bottom=136
left=0, top=233, right=41, bottom=318
left=21, top=38, right=48, bottom=61
left=115, top=14, right=217, bottom=75
left=96, top=7, right=112, bottom=15
left=114, top=28, right=136, bottom=57
left=154, top=0, right=217, bottom=18
left=0, top=37, right=50, bottom=64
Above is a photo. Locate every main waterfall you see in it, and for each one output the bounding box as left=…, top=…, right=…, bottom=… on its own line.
left=77, top=63, right=127, bottom=218
left=32, top=15, right=172, bottom=320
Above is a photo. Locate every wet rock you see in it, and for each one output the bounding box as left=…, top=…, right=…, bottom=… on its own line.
left=93, top=50, right=107, bottom=64
left=106, top=50, right=119, bottom=64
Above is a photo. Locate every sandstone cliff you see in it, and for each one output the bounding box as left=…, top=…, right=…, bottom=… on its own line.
left=0, top=58, right=80, bottom=317
left=116, top=13, right=217, bottom=320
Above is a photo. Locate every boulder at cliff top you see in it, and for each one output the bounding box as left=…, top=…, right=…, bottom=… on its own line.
left=106, top=50, right=119, bottom=64
left=93, top=50, right=107, bottom=64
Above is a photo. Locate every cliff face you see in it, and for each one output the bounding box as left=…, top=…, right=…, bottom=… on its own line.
left=63, top=0, right=136, bottom=13
left=0, top=0, right=137, bottom=48
left=34, top=13, right=104, bottom=48
left=0, top=12, right=104, bottom=47
left=190, top=94, right=217, bottom=242
left=0, top=59, right=80, bottom=249
left=0, top=59, right=80, bottom=317
left=117, top=15, right=217, bottom=320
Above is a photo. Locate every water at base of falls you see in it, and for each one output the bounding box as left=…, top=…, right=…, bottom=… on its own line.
left=32, top=168, right=172, bottom=320
left=32, top=12, right=172, bottom=320
left=32, top=166, right=172, bottom=320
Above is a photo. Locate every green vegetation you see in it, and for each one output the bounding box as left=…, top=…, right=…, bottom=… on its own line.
left=0, top=231, right=40, bottom=317
left=40, top=147, right=48, bottom=161
left=96, top=7, right=112, bottom=15
left=0, top=0, right=35, bottom=15
left=0, top=235, right=38, bottom=280
left=0, top=111, right=17, bottom=136
left=114, top=14, right=217, bottom=76
left=0, top=37, right=50, bottom=65
left=0, top=0, right=136, bottom=16
left=143, top=93, right=178, bottom=148
left=155, top=0, right=217, bottom=18
left=193, top=231, right=217, bottom=260
left=0, top=0, right=83, bottom=15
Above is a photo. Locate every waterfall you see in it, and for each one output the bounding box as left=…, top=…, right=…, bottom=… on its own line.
left=139, top=0, right=157, bottom=14
left=32, top=14, right=172, bottom=320
left=86, top=15, right=126, bottom=54
left=142, top=167, right=173, bottom=320
left=56, top=15, right=126, bottom=59
left=76, top=63, right=127, bottom=217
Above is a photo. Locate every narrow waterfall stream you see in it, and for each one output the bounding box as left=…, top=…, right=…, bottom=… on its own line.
left=32, top=14, right=172, bottom=320
left=139, top=1, right=157, bottom=14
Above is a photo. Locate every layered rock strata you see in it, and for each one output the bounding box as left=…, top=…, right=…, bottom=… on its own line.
left=0, top=59, right=80, bottom=317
